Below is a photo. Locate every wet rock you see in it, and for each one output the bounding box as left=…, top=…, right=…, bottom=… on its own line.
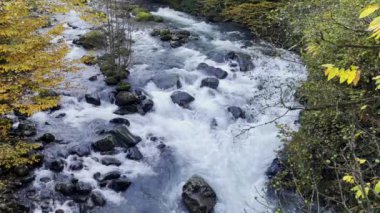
left=114, top=105, right=139, bottom=115
left=47, top=159, right=65, bottom=172
left=197, top=63, right=228, bottom=79
left=266, top=158, right=284, bottom=179
left=55, top=182, right=75, bottom=196
left=69, top=145, right=91, bottom=157
left=170, top=91, right=195, bottom=108
left=89, top=75, right=98, bottom=81
left=40, top=177, right=51, bottom=183
left=200, top=78, right=219, bottom=89
left=92, top=135, right=116, bottom=152
left=105, top=76, right=119, bottom=85
left=91, top=191, right=106, bottom=206
left=125, top=147, right=143, bottom=161
left=226, top=52, right=254, bottom=72
left=182, top=175, right=217, bottom=213
left=73, top=195, right=89, bottom=203
left=170, top=40, right=183, bottom=48
left=75, top=181, right=93, bottom=195
left=14, top=166, right=30, bottom=177
left=151, top=73, right=182, bottom=89
left=94, top=171, right=121, bottom=181
left=38, top=133, right=55, bottom=143
left=56, top=113, right=66, bottom=118
left=139, top=99, right=154, bottom=114
left=21, top=174, right=36, bottom=185
left=55, top=210, right=65, bottom=213
left=108, top=177, right=131, bottom=192
left=69, top=161, right=83, bottom=171
left=109, top=117, right=130, bottom=126
left=115, top=92, right=139, bottom=106
left=110, top=126, right=141, bottom=148
left=14, top=120, right=37, bottom=137
left=160, top=34, right=172, bottom=41
left=175, top=30, right=191, bottom=38
left=150, top=29, right=161, bottom=37
left=85, top=94, right=101, bottom=106
left=101, top=157, right=121, bottom=166
left=227, top=106, right=245, bottom=119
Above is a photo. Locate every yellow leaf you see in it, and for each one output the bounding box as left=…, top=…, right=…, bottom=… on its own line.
left=359, top=3, right=380, bottom=19
left=343, top=175, right=355, bottom=184
left=375, top=181, right=380, bottom=194
left=353, top=70, right=361, bottom=86
left=327, top=67, right=338, bottom=81
left=356, top=158, right=366, bottom=165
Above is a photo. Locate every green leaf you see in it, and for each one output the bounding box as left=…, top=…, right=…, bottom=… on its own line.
left=359, top=4, right=380, bottom=19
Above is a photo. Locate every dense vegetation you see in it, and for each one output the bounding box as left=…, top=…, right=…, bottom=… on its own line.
left=155, top=0, right=380, bottom=211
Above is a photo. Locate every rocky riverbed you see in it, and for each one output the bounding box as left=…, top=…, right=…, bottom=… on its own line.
left=6, top=3, right=306, bottom=213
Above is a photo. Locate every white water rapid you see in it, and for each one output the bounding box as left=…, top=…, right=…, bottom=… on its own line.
left=28, top=7, right=306, bottom=213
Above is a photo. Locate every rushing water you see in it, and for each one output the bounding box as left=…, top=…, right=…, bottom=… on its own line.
left=26, top=6, right=306, bottom=213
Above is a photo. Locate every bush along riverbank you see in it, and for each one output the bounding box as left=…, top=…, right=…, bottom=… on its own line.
left=153, top=0, right=380, bottom=211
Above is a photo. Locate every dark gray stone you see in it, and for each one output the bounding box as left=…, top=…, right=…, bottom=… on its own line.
left=101, top=157, right=121, bottom=166
left=47, top=159, right=65, bottom=172
left=69, top=145, right=91, bottom=157
left=89, top=75, right=98, bottom=81
left=182, top=175, right=217, bottom=213
left=200, top=78, right=219, bottom=89
left=69, top=161, right=83, bottom=171
left=75, top=181, right=93, bottom=195
left=94, top=170, right=121, bottom=182
left=109, top=118, right=130, bottom=126
left=91, top=191, right=106, bottom=206
left=110, top=126, right=141, bottom=148
left=55, top=182, right=75, bottom=196
left=125, top=147, right=143, bottom=161
left=170, top=91, right=195, bottom=108
left=92, top=135, right=116, bottom=152
left=197, top=63, right=228, bottom=79
left=227, top=106, right=245, bottom=119
left=114, top=105, right=139, bottom=115
left=85, top=94, right=101, bottom=106
left=140, top=99, right=154, bottom=114
left=38, top=133, right=55, bottom=143
left=108, top=177, right=131, bottom=192
left=115, top=92, right=139, bottom=106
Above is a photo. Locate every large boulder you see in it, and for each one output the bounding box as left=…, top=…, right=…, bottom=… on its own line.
left=170, top=91, right=195, bottom=108
left=197, top=63, right=228, bottom=79
left=75, top=181, right=93, bottom=195
left=47, top=159, right=65, bottom=172
left=73, top=31, right=106, bottom=50
left=226, top=52, right=254, bottom=72
left=151, top=73, right=182, bottom=89
left=115, top=92, right=139, bottom=106
left=37, top=133, right=55, bottom=144
left=85, top=94, right=101, bottom=106
left=110, top=126, right=142, bottom=148
left=92, top=135, right=116, bottom=152
left=91, top=191, right=106, bottom=206
left=139, top=99, right=154, bottom=114
left=200, top=78, right=219, bottom=89
left=69, top=145, right=91, bottom=157
left=227, top=106, right=245, bottom=119
left=114, top=105, right=139, bottom=115
left=107, top=177, right=131, bottom=192
left=182, top=175, right=217, bottom=213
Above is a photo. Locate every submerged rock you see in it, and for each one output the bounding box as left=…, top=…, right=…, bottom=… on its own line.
left=55, top=182, right=75, bottom=196
left=101, top=157, right=121, bottom=166
left=182, top=175, right=217, bottom=213
left=139, top=99, right=154, bottom=115
left=69, top=145, right=91, bottom=157
left=85, top=94, right=101, bottom=106
left=170, top=91, right=195, bottom=108
left=227, top=106, right=245, bottom=119
left=197, top=63, right=228, bottom=79
left=125, top=147, right=143, bottom=161
left=114, top=105, right=139, bottom=115
left=75, top=181, right=93, bottom=195
left=200, top=78, right=219, bottom=89
left=92, top=135, right=116, bottom=152
left=151, top=73, right=182, bottom=89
